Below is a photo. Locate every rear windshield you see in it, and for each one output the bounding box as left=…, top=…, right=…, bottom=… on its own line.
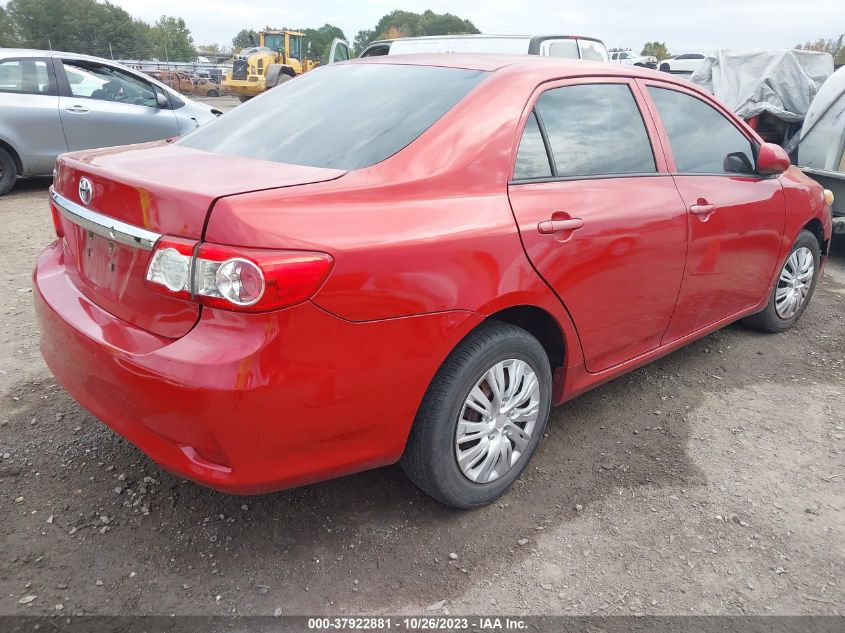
left=178, top=64, right=487, bottom=170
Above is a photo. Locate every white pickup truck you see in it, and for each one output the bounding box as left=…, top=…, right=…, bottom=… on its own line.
left=608, top=50, right=657, bottom=68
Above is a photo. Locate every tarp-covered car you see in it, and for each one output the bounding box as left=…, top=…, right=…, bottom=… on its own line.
left=798, top=65, right=845, bottom=231
left=690, top=49, right=833, bottom=147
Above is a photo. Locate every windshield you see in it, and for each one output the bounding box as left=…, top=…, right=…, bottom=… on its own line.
left=177, top=63, right=487, bottom=170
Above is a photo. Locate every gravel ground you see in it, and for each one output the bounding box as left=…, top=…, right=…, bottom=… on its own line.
left=0, top=178, right=843, bottom=616
left=199, top=96, right=241, bottom=113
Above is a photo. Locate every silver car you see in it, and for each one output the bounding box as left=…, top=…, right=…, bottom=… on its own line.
left=0, top=49, right=221, bottom=195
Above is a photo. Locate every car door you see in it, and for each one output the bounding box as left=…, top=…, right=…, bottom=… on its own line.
left=55, top=58, right=178, bottom=151
left=639, top=81, right=785, bottom=342
left=327, top=39, right=351, bottom=63
left=0, top=56, right=66, bottom=176
left=507, top=79, right=689, bottom=373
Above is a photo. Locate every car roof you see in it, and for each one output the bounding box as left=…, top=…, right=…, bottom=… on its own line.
left=0, top=48, right=118, bottom=63
left=348, top=53, right=673, bottom=80
left=367, top=34, right=605, bottom=45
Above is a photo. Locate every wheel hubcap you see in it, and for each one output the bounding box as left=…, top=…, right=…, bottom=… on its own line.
left=455, top=359, right=541, bottom=483
left=775, top=247, right=814, bottom=319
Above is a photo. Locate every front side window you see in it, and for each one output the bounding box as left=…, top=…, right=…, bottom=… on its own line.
left=178, top=64, right=487, bottom=170
left=534, top=83, right=655, bottom=178
left=0, top=59, right=54, bottom=95
left=648, top=86, right=756, bottom=174
left=63, top=61, right=158, bottom=107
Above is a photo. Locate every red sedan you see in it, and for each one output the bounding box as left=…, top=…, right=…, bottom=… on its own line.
left=34, top=55, right=833, bottom=509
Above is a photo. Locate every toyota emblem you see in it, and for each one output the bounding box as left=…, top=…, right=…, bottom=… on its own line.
left=78, top=177, right=93, bottom=205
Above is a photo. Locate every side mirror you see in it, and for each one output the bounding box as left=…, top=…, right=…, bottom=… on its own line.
left=156, top=92, right=169, bottom=108
left=756, top=142, right=790, bottom=175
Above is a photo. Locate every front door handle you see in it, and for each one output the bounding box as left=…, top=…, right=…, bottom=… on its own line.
left=537, top=218, right=584, bottom=234
left=65, top=104, right=90, bottom=114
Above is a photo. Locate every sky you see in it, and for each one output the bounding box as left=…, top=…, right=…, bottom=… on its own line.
left=112, top=0, right=843, bottom=53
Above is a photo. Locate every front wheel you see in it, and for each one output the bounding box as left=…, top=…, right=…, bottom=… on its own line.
left=743, top=230, right=821, bottom=332
left=401, top=322, right=552, bottom=509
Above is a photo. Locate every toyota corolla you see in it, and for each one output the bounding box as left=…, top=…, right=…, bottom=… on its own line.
left=34, top=55, right=833, bottom=508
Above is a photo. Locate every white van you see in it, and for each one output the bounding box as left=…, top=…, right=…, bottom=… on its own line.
left=358, top=34, right=609, bottom=62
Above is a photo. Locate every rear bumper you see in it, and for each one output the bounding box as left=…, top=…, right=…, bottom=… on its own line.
left=34, top=241, right=480, bottom=494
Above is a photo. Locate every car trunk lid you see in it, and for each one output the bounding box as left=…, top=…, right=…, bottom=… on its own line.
left=53, top=142, right=345, bottom=338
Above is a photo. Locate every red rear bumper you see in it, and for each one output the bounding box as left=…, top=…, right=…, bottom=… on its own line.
left=34, top=241, right=480, bottom=494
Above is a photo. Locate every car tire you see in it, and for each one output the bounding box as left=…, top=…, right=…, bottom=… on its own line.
left=207, top=89, right=219, bottom=97
left=659, top=63, right=670, bottom=72
left=743, top=230, right=821, bottom=333
left=0, top=147, right=16, bottom=196
left=401, top=321, right=552, bottom=509
left=238, top=95, right=252, bottom=103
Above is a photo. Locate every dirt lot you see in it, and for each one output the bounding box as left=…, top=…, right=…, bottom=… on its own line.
left=1, top=178, right=843, bottom=617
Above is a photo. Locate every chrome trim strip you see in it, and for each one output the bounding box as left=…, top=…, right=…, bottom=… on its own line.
left=50, top=189, right=162, bottom=251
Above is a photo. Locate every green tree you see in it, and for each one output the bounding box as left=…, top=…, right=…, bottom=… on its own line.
left=1, top=0, right=155, bottom=57
left=352, top=9, right=479, bottom=55
left=150, top=15, right=195, bottom=62
left=352, top=29, right=376, bottom=56
left=232, top=28, right=258, bottom=50
left=0, top=6, right=13, bottom=47
left=795, top=34, right=845, bottom=65
left=301, top=23, right=346, bottom=61
left=641, top=41, right=670, bottom=61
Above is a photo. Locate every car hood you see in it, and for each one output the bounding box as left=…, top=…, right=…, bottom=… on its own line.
left=174, top=98, right=221, bottom=135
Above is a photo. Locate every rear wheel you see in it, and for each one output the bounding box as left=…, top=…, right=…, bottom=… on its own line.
left=401, top=322, right=552, bottom=509
left=207, top=89, right=219, bottom=97
left=659, top=62, right=670, bottom=72
left=0, top=147, right=16, bottom=196
left=238, top=95, right=252, bottom=103
left=743, top=230, right=820, bottom=332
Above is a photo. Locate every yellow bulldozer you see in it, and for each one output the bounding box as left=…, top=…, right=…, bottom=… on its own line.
left=222, top=29, right=349, bottom=102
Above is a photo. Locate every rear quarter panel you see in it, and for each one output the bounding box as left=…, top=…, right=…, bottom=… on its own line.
left=203, top=66, right=584, bottom=365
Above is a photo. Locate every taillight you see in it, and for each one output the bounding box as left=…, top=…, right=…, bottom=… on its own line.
left=145, top=238, right=333, bottom=312
left=49, top=200, right=64, bottom=238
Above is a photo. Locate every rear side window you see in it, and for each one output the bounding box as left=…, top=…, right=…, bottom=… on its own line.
left=514, top=112, right=552, bottom=180
left=178, top=64, right=487, bottom=170
left=533, top=83, right=655, bottom=178
left=0, top=59, right=55, bottom=95
left=648, top=87, right=756, bottom=174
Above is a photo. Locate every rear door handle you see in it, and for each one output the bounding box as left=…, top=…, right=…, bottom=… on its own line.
left=65, top=104, right=90, bottom=114
left=537, top=218, right=584, bottom=234
left=689, top=203, right=716, bottom=215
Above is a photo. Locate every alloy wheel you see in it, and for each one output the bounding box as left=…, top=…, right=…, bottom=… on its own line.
left=455, top=359, right=541, bottom=483
left=775, top=246, right=814, bottom=319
